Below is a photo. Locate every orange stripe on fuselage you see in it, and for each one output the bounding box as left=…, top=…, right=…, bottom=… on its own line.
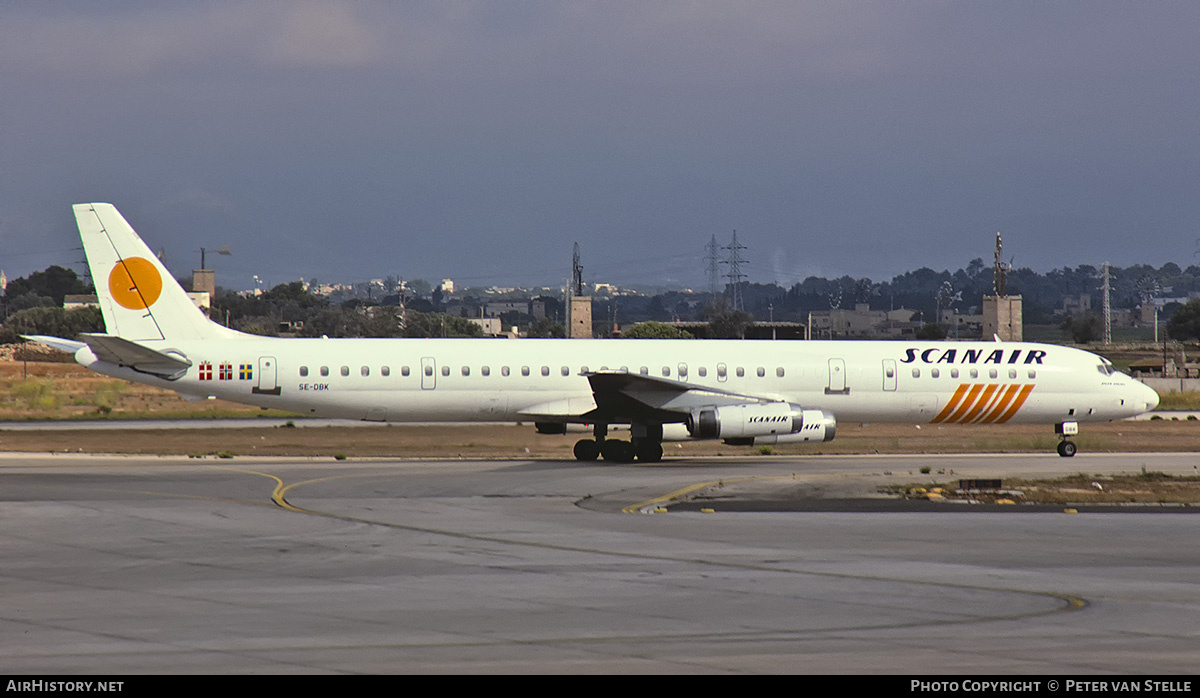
left=931, top=384, right=971, bottom=423
left=944, top=384, right=984, bottom=424
left=959, top=384, right=999, bottom=423
left=995, top=384, right=1035, bottom=423
left=978, top=384, right=1022, bottom=424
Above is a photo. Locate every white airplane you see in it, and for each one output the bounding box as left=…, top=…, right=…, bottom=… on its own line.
left=28, top=203, right=1159, bottom=460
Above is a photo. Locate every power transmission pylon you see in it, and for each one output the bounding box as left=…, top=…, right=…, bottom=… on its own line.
left=721, top=231, right=748, bottom=311
left=704, top=235, right=722, bottom=298
left=1100, top=262, right=1112, bottom=345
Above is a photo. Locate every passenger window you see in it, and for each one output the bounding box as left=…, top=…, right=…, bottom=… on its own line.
left=756, top=367, right=765, bottom=377
left=662, top=366, right=670, bottom=377
left=424, top=365, right=433, bottom=377
left=619, top=366, right=628, bottom=373
left=482, top=366, right=490, bottom=376
left=580, top=366, right=588, bottom=374
left=381, top=366, right=390, bottom=377
left=931, top=368, right=939, bottom=378
left=321, top=366, right=329, bottom=377
left=736, top=367, right=745, bottom=377
left=951, top=368, right=959, bottom=379
left=461, top=366, right=470, bottom=376
left=501, top=366, right=510, bottom=377
left=300, top=366, right=309, bottom=377
left=886, top=367, right=894, bottom=378
left=401, top=366, right=410, bottom=377
left=970, top=369, right=978, bottom=379
left=698, top=366, right=707, bottom=377
left=776, top=367, right=785, bottom=378
left=912, top=368, right=920, bottom=378
left=1028, top=369, right=1037, bottom=379
left=541, top=366, right=550, bottom=376
left=340, top=366, right=350, bottom=377
left=678, top=364, right=688, bottom=379
left=521, top=366, right=530, bottom=376
left=1009, top=369, right=1017, bottom=379
left=640, top=366, right=649, bottom=375
left=717, top=365, right=727, bottom=378
left=989, top=368, right=998, bottom=379
left=361, top=366, right=369, bottom=377
left=441, top=366, right=449, bottom=377
left=561, top=366, right=569, bottom=376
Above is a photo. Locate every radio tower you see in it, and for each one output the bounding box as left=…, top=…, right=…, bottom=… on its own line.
left=571, top=242, right=584, bottom=297
left=722, top=231, right=748, bottom=311
left=704, top=235, right=722, bottom=298
left=993, top=232, right=1008, bottom=297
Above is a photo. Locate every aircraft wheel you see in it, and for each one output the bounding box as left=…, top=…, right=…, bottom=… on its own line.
left=573, top=439, right=600, bottom=461
left=601, top=439, right=636, bottom=463
left=635, top=440, right=663, bottom=463
left=1057, top=440, right=1077, bottom=458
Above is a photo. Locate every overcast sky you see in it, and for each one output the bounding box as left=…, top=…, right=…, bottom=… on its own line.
left=1, top=1, right=1197, bottom=292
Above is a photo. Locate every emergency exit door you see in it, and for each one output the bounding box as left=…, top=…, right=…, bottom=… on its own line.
left=252, top=356, right=280, bottom=395
left=826, top=358, right=848, bottom=394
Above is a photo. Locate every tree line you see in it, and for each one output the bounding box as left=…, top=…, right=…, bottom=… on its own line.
left=5, top=260, right=1200, bottom=344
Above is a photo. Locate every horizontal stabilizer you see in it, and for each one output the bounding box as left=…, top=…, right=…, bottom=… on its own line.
left=81, top=333, right=192, bottom=379
left=21, top=335, right=87, bottom=354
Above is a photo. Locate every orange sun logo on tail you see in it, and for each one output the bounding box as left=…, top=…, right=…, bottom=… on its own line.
left=108, top=257, right=163, bottom=310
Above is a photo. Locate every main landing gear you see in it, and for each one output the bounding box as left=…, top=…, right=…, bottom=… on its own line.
left=573, top=423, right=664, bottom=463
left=1055, top=421, right=1079, bottom=458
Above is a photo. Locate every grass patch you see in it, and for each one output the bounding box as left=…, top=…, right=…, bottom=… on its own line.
left=1156, top=392, right=1200, bottom=410
left=886, top=472, right=1200, bottom=505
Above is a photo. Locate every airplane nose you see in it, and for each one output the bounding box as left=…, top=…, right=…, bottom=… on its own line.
left=1140, top=382, right=1160, bottom=413
left=1132, top=383, right=1161, bottom=414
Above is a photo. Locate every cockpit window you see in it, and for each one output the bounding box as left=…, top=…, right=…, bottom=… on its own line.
left=1097, top=364, right=1115, bottom=376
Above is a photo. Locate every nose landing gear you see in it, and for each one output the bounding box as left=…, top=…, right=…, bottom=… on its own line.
left=1055, top=421, right=1078, bottom=457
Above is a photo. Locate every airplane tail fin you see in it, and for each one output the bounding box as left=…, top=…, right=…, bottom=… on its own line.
left=74, top=203, right=239, bottom=342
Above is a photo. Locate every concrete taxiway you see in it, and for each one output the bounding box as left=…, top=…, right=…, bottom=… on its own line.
left=1, top=451, right=1198, bottom=673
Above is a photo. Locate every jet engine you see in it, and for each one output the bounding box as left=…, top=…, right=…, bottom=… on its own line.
left=737, top=409, right=836, bottom=445
left=687, top=402, right=835, bottom=442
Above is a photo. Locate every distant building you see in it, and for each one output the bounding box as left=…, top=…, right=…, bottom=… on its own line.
left=982, top=295, right=1022, bottom=341
left=191, top=269, right=215, bottom=296
left=467, top=317, right=504, bottom=337
left=63, top=293, right=209, bottom=314
left=63, top=294, right=99, bottom=309
left=568, top=296, right=593, bottom=338
left=808, top=304, right=921, bottom=339
left=1062, top=294, right=1091, bottom=317
left=939, top=309, right=984, bottom=338
left=666, top=321, right=807, bottom=340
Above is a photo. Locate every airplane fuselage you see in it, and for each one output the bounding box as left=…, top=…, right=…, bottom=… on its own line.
left=76, top=337, right=1158, bottom=427
left=44, top=203, right=1161, bottom=461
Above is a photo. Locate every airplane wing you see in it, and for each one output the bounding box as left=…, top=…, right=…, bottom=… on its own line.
left=520, top=369, right=780, bottom=424
left=79, top=333, right=193, bottom=379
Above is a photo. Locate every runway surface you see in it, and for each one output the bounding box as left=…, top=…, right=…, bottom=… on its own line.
left=1, top=451, right=1198, bottom=673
